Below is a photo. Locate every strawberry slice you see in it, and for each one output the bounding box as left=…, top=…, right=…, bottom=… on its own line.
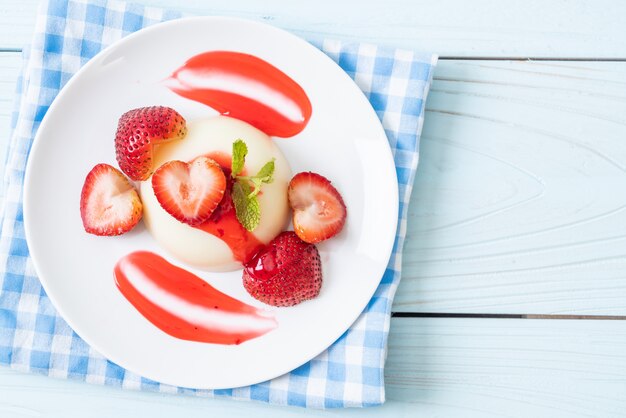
left=115, top=106, right=187, bottom=181
left=80, top=163, right=143, bottom=236
left=243, top=231, right=322, bottom=307
left=151, top=157, right=227, bottom=226
left=287, top=172, right=347, bottom=244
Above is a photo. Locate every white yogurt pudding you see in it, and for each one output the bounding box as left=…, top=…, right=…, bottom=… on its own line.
left=141, top=116, right=291, bottom=271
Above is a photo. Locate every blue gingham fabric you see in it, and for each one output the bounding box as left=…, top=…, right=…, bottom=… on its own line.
left=0, top=0, right=436, bottom=409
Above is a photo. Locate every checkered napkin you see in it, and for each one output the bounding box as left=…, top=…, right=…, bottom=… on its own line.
left=0, top=0, right=436, bottom=409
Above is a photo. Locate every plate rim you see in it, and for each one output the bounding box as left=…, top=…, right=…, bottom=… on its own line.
left=23, top=15, right=399, bottom=389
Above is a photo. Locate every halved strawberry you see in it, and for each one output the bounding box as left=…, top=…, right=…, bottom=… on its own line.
left=243, top=231, right=322, bottom=307
left=288, top=172, right=347, bottom=244
left=80, top=163, right=142, bottom=236
left=115, top=106, right=187, bottom=181
left=151, top=157, right=227, bottom=226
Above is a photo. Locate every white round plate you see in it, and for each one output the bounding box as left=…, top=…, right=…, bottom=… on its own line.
left=23, top=17, right=398, bottom=389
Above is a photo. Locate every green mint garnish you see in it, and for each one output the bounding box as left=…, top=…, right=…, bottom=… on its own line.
left=237, top=159, right=276, bottom=199
left=231, top=139, right=248, bottom=177
left=255, top=159, right=275, bottom=182
left=230, top=140, right=275, bottom=231
left=232, top=180, right=261, bottom=231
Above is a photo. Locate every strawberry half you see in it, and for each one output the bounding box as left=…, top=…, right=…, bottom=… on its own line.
left=288, top=172, right=347, bottom=244
left=243, top=231, right=322, bottom=307
left=115, top=106, right=187, bottom=181
left=151, top=157, right=227, bottom=226
left=80, top=163, right=143, bottom=236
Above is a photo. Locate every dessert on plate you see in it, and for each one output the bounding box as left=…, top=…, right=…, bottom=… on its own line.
left=140, top=116, right=292, bottom=272
left=78, top=51, right=348, bottom=345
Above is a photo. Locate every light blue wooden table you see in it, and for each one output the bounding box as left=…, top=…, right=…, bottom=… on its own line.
left=1, top=1, right=626, bottom=417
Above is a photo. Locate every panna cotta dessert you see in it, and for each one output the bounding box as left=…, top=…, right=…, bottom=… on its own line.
left=78, top=49, right=351, bottom=347
left=77, top=49, right=352, bottom=352
left=140, top=116, right=292, bottom=271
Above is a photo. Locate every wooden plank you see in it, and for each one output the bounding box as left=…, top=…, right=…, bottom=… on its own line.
left=1, top=0, right=626, bottom=58
left=0, top=0, right=38, bottom=51
left=385, top=318, right=626, bottom=417
left=398, top=60, right=626, bottom=315
left=0, top=318, right=623, bottom=417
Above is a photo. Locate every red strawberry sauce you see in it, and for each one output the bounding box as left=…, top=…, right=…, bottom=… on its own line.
left=114, top=251, right=277, bottom=345
left=193, top=152, right=265, bottom=265
left=165, top=51, right=312, bottom=138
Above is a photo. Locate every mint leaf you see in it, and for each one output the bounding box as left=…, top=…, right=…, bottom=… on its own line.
left=231, top=139, right=247, bottom=177
left=255, top=159, right=275, bottom=183
left=245, top=159, right=275, bottom=198
left=232, top=179, right=261, bottom=231
left=230, top=139, right=274, bottom=231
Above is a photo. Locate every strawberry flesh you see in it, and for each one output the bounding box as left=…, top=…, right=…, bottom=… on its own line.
left=115, top=106, right=187, bottom=181
left=288, top=172, right=347, bottom=244
left=80, top=163, right=143, bottom=236
left=243, top=231, right=322, bottom=307
left=151, top=157, right=227, bottom=226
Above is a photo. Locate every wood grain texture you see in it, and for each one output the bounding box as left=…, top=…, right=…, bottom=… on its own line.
left=1, top=0, right=626, bottom=58
left=0, top=318, right=624, bottom=417
left=385, top=318, right=626, bottom=417
left=398, top=60, right=626, bottom=315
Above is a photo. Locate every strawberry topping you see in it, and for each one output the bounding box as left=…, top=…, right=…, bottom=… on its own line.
left=151, top=157, right=227, bottom=226
left=243, top=231, right=322, bottom=307
left=80, top=163, right=142, bottom=236
left=288, top=172, right=347, bottom=244
left=115, top=106, right=187, bottom=181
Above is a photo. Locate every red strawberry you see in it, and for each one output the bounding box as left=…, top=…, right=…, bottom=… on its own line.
left=151, top=157, right=227, bottom=226
left=115, top=106, right=187, bottom=181
left=243, top=231, right=322, bottom=307
left=80, top=163, right=142, bottom=236
left=287, top=172, right=347, bottom=244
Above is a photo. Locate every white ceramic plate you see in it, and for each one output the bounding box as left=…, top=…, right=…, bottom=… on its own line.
left=23, top=17, right=397, bottom=389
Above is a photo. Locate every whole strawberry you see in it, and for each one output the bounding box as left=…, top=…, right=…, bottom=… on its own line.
left=243, top=231, right=322, bottom=307
left=115, top=106, right=187, bottom=181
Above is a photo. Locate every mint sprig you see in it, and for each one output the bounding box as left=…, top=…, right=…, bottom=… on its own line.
left=231, top=139, right=248, bottom=177
left=232, top=180, right=261, bottom=231
left=230, top=140, right=275, bottom=231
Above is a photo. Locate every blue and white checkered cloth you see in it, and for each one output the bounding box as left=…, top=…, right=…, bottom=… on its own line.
left=0, top=0, right=436, bottom=409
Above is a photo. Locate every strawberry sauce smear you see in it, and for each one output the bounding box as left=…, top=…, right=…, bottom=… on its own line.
left=164, top=51, right=312, bottom=138
left=114, top=251, right=277, bottom=345
left=195, top=211, right=264, bottom=265
left=193, top=152, right=265, bottom=265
